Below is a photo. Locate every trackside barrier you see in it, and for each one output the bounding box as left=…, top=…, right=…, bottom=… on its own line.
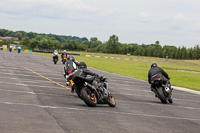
left=80, top=54, right=136, bottom=61
left=0, top=48, right=32, bottom=52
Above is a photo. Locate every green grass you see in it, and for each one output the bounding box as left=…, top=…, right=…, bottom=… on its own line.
left=30, top=52, right=200, bottom=91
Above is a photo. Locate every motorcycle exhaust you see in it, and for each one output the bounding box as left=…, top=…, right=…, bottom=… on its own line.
left=165, top=87, right=171, bottom=94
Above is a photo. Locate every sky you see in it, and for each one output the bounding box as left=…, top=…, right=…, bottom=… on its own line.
left=1, top=0, right=200, bottom=48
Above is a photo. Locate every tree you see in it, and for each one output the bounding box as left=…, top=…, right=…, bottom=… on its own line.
left=68, top=40, right=79, bottom=50
left=168, top=46, right=177, bottom=59
left=134, top=47, right=144, bottom=56
left=175, top=47, right=181, bottom=59
left=29, top=39, right=39, bottom=50
left=26, top=32, right=37, bottom=39
left=192, top=45, right=200, bottom=59
left=105, top=35, right=120, bottom=54
left=14, top=32, right=22, bottom=40
left=4, top=30, right=14, bottom=36
left=20, top=37, right=31, bottom=48
left=181, top=46, right=187, bottom=59
left=152, top=44, right=162, bottom=57
left=90, top=37, right=98, bottom=42
left=39, top=39, right=48, bottom=49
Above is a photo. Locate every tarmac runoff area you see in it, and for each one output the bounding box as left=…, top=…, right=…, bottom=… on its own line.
left=0, top=50, right=200, bottom=133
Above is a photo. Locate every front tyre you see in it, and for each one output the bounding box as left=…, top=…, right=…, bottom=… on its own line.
left=81, top=87, right=97, bottom=107
left=107, top=96, right=116, bottom=107
left=157, top=87, right=167, bottom=104
left=168, top=94, right=173, bottom=103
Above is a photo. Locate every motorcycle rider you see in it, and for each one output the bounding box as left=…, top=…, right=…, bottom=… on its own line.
left=61, top=50, right=67, bottom=60
left=52, top=50, right=59, bottom=60
left=70, top=62, right=99, bottom=93
left=64, top=55, right=79, bottom=85
left=148, top=63, right=173, bottom=96
left=17, top=46, right=21, bottom=53
left=67, top=55, right=79, bottom=67
left=9, top=45, right=12, bottom=52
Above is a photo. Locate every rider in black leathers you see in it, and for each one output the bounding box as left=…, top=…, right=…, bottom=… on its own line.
left=70, top=62, right=98, bottom=93
left=148, top=63, right=172, bottom=93
left=61, top=50, right=67, bottom=60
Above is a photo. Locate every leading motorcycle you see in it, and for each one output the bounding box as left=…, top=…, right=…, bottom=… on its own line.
left=52, top=53, right=59, bottom=64
left=69, top=69, right=116, bottom=107
left=151, top=77, right=173, bottom=104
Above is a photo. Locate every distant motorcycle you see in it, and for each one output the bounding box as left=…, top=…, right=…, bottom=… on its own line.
left=52, top=53, right=59, bottom=64
left=69, top=69, right=116, bottom=107
left=9, top=48, right=12, bottom=52
left=151, top=77, right=173, bottom=104
left=62, top=55, right=67, bottom=64
left=17, top=49, right=21, bottom=54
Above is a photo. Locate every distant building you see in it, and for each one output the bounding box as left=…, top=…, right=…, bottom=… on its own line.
left=0, top=36, right=19, bottom=41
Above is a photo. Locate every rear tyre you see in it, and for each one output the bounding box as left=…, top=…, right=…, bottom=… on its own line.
left=107, top=95, right=116, bottom=107
left=157, top=87, right=167, bottom=104
left=81, top=87, right=97, bottom=107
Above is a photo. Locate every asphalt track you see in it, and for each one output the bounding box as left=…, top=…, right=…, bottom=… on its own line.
left=0, top=50, right=200, bottom=133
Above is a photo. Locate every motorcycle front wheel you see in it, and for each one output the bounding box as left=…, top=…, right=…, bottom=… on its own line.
left=81, top=87, right=97, bottom=107
left=107, top=95, right=116, bottom=107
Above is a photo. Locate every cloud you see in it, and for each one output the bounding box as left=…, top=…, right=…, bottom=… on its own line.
left=0, top=0, right=99, bottom=20
left=174, top=13, right=188, bottom=21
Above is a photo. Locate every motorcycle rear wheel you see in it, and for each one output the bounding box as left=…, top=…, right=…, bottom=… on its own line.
left=157, top=87, right=167, bottom=104
left=81, top=87, right=97, bottom=107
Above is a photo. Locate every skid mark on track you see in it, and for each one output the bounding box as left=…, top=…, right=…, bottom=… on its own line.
left=24, top=67, right=71, bottom=90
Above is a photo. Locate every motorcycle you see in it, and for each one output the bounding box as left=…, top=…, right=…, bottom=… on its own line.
left=9, top=48, right=12, bottom=52
left=151, top=77, right=173, bottom=104
left=52, top=53, right=59, bottom=64
left=62, top=55, right=67, bottom=64
left=69, top=69, right=116, bottom=107
left=17, top=49, right=21, bottom=54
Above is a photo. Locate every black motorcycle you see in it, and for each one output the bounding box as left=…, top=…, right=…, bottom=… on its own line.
left=17, top=49, right=21, bottom=53
left=9, top=48, right=12, bottom=52
left=53, top=55, right=58, bottom=64
left=151, top=77, right=173, bottom=104
left=69, top=69, right=116, bottom=107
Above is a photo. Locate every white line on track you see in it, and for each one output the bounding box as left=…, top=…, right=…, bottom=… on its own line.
left=112, top=92, right=200, bottom=103
left=0, top=88, right=199, bottom=111
left=117, top=100, right=200, bottom=110
left=0, top=101, right=199, bottom=122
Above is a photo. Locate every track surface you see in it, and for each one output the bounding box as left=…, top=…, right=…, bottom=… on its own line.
left=0, top=50, right=200, bottom=133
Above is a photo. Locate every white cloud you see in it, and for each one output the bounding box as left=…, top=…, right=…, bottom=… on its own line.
left=174, top=13, right=188, bottom=21
left=138, top=12, right=150, bottom=18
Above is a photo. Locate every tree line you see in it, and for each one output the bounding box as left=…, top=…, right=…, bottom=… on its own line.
left=0, top=29, right=199, bottom=60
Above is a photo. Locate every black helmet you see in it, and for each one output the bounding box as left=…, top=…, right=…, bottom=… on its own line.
left=67, top=55, right=75, bottom=62
left=151, top=63, right=158, bottom=68
left=79, top=62, right=87, bottom=68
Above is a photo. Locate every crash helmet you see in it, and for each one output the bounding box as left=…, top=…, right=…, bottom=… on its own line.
left=63, top=50, right=66, bottom=53
left=79, top=62, right=87, bottom=69
left=67, top=55, right=75, bottom=62
left=54, top=50, right=58, bottom=54
left=151, top=63, right=158, bottom=68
